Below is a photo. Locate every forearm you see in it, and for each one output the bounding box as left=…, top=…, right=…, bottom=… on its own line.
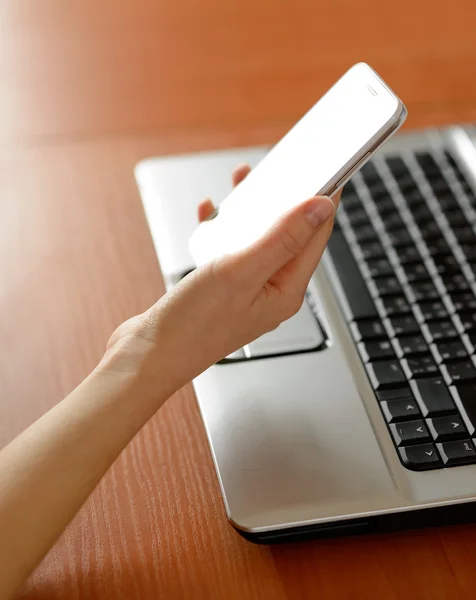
left=0, top=348, right=170, bottom=599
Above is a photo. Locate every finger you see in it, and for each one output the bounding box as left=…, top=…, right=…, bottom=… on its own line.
left=273, top=191, right=341, bottom=294
left=232, top=163, right=251, bottom=187
left=273, top=215, right=334, bottom=292
left=197, top=198, right=218, bottom=223
left=331, top=188, right=342, bottom=209
left=236, top=195, right=335, bottom=284
left=274, top=189, right=341, bottom=292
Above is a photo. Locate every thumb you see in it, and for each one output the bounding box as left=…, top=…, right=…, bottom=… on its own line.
left=240, top=195, right=336, bottom=283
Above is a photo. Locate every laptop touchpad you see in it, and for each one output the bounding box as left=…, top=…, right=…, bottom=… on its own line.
left=225, top=298, right=326, bottom=361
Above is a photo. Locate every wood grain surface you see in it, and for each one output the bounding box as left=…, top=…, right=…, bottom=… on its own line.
left=1, top=1, right=476, bottom=598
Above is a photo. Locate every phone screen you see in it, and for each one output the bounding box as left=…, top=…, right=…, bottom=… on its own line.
left=190, top=63, right=406, bottom=266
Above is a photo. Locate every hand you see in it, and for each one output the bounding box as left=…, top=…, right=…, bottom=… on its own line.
left=0, top=170, right=340, bottom=598
left=102, top=165, right=340, bottom=397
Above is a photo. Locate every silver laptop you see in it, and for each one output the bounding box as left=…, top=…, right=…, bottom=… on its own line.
left=135, top=125, right=476, bottom=543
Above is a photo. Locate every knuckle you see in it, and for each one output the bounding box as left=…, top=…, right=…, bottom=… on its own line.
left=282, top=292, right=305, bottom=320
left=210, top=255, right=238, bottom=286
left=279, top=228, right=304, bottom=260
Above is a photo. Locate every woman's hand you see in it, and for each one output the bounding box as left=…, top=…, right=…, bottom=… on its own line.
left=0, top=166, right=339, bottom=599
left=102, top=164, right=339, bottom=398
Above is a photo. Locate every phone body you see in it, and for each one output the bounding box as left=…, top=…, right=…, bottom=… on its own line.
left=189, top=62, right=407, bottom=266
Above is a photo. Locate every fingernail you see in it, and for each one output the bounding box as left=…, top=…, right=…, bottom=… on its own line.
left=304, top=196, right=335, bottom=228
left=204, top=207, right=219, bottom=221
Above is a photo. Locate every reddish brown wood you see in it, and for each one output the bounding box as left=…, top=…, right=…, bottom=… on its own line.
left=1, top=1, right=476, bottom=598
left=2, top=0, right=476, bottom=143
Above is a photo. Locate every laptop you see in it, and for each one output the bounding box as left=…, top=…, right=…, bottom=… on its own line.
left=135, top=124, right=476, bottom=543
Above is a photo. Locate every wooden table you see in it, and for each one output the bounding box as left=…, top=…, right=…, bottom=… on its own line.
left=2, top=1, right=476, bottom=598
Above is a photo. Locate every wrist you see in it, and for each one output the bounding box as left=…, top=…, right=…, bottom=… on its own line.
left=95, top=335, right=179, bottom=413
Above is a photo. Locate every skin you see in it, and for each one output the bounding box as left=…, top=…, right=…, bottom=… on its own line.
left=0, top=165, right=340, bottom=599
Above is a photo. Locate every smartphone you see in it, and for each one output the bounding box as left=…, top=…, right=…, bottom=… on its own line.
left=189, top=62, right=407, bottom=266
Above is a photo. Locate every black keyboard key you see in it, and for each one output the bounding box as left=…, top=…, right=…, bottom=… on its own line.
left=401, top=263, right=430, bottom=283
left=452, top=226, right=475, bottom=244
left=376, top=296, right=411, bottom=317
left=427, top=415, right=467, bottom=442
left=390, top=419, right=431, bottom=446
left=434, top=255, right=461, bottom=276
left=354, top=224, right=379, bottom=243
left=430, top=180, right=452, bottom=198
left=445, top=209, right=469, bottom=228
left=405, top=189, right=426, bottom=205
left=421, top=320, right=459, bottom=342
left=456, top=176, right=475, bottom=195
left=455, top=312, right=476, bottom=333
left=399, top=177, right=418, bottom=194
left=445, top=155, right=476, bottom=200
left=451, top=384, right=476, bottom=435
left=461, top=244, right=476, bottom=262
left=369, top=185, right=390, bottom=201
left=360, top=161, right=379, bottom=182
left=428, top=175, right=451, bottom=191
left=433, top=192, right=459, bottom=212
left=401, top=176, right=421, bottom=194
left=376, top=387, right=414, bottom=402
left=358, top=339, right=395, bottom=362
left=366, top=360, right=407, bottom=389
left=406, top=281, right=440, bottom=302
left=410, top=204, right=434, bottom=225
left=386, top=315, right=420, bottom=337
left=449, top=292, right=476, bottom=313
left=346, top=207, right=371, bottom=228
left=410, top=378, right=457, bottom=417
left=381, top=399, right=421, bottom=422
left=426, top=238, right=452, bottom=258
left=394, top=244, right=422, bottom=265
left=420, top=220, right=443, bottom=241
left=386, top=156, right=410, bottom=177
left=341, top=193, right=363, bottom=212
left=431, top=341, right=468, bottom=364
left=440, top=273, right=470, bottom=294
left=444, top=151, right=459, bottom=169
left=441, top=361, right=476, bottom=385
left=414, top=301, right=448, bottom=323
left=415, top=152, right=440, bottom=176
left=375, top=196, right=398, bottom=216
left=387, top=229, right=414, bottom=248
left=393, top=335, right=429, bottom=358
left=350, top=319, right=387, bottom=341
left=401, top=356, right=439, bottom=379
left=343, top=180, right=357, bottom=193
left=327, top=231, right=378, bottom=320
left=370, top=277, right=402, bottom=297
left=437, top=440, right=476, bottom=466
left=433, top=254, right=459, bottom=271
left=398, top=444, right=442, bottom=471
left=365, top=258, right=394, bottom=278
left=385, top=212, right=406, bottom=231
left=341, top=181, right=361, bottom=205
left=358, top=240, right=387, bottom=261
left=462, top=185, right=475, bottom=202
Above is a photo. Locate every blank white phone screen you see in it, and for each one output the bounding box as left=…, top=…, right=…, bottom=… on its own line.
left=190, top=63, right=403, bottom=266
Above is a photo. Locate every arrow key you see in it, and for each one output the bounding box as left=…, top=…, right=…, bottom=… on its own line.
left=437, top=440, right=476, bottom=466
left=390, top=419, right=431, bottom=446
left=381, top=399, right=421, bottom=423
left=427, top=414, right=467, bottom=442
left=399, top=443, right=442, bottom=471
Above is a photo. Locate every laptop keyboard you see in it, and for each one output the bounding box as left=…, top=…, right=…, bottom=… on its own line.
left=327, top=149, right=476, bottom=471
